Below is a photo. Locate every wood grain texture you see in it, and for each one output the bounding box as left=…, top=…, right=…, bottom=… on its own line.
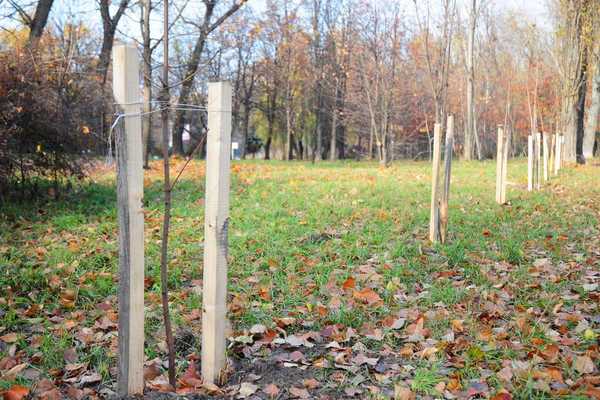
left=528, top=135, right=533, bottom=192
left=202, top=82, right=232, bottom=384
left=496, top=126, right=505, bottom=203
left=429, top=123, right=442, bottom=243
left=113, top=44, right=144, bottom=396
left=440, top=115, right=453, bottom=243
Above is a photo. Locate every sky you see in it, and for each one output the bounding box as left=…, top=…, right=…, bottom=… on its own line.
left=2, top=0, right=553, bottom=45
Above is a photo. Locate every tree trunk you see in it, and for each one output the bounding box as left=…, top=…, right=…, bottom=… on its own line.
left=285, top=100, right=293, bottom=160
left=583, top=60, right=600, bottom=159
left=575, top=52, right=588, bottom=164
left=241, top=101, right=251, bottom=159
left=315, top=118, right=323, bottom=160
left=170, top=1, right=244, bottom=155
left=28, top=0, right=54, bottom=44
left=329, top=109, right=337, bottom=161
left=464, top=0, right=476, bottom=161
left=368, top=122, right=374, bottom=160
left=141, top=0, right=152, bottom=168
left=172, top=32, right=209, bottom=155
left=99, top=0, right=129, bottom=85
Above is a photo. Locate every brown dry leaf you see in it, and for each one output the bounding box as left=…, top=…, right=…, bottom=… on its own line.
left=352, top=288, right=382, bottom=305
left=238, top=382, right=258, bottom=398
left=451, top=319, right=464, bottom=333
left=0, top=333, right=18, bottom=343
left=65, top=386, right=84, bottom=400
left=289, top=386, right=310, bottom=399
left=540, top=344, right=559, bottom=362
left=143, top=363, right=162, bottom=381
left=490, top=392, right=513, bottom=400
left=179, top=361, right=202, bottom=389
left=394, top=384, right=415, bottom=400
left=2, top=385, right=29, bottom=400
left=263, top=383, right=279, bottom=398
left=3, top=363, right=28, bottom=380
left=342, top=277, right=356, bottom=290
left=303, top=378, right=320, bottom=389
left=574, top=355, right=595, bottom=374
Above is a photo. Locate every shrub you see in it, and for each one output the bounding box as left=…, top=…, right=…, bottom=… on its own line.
left=0, top=41, right=104, bottom=198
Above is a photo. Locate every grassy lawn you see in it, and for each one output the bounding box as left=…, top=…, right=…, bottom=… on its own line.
left=0, top=159, right=599, bottom=399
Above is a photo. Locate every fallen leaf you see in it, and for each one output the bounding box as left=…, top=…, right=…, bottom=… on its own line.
left=574, top=355, right=595, bottom=374
left=394, top=384, right=415, bottom=400
left=289, top=386, right=310, bottom=399
left=303, top=378, right=319, bottom=389
left=263, top=383, right=279, bottom=397
left=0, top=333, right=18, bottom=343
left=3, top=385, right=29, bottom=400
left=353, top=288, right=382, bottom=305
left=342, top=277, right=356, bottom=290
left=238, top=382, right=258, bottom=398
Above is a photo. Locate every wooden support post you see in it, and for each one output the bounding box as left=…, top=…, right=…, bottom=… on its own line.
left=429, top=123, right=442, bottom=243
left=496, top=125, right=509, bottom=204
left=496, top=126, right=505, bottom=203
left=202, top=81, right=232, bottom=385
left=542, top=133, right=549, bottom=182
left=550, top=134, right=556, bottom=176
left=555, top=133, right=561, bottom=174
left=560, top=135, right=565, bottom=168
left=501, top=128, right=509, bottom=203
left=527, top=135, right=533, bottom=192
left=535, top=132, right=542, bottom=190
left=112, top=44, right=144, bottom=397
left=440, top=115, right=454, bottom=243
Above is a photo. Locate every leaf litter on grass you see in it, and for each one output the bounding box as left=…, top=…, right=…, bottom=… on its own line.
left=0, top=160, right=599, bottom=398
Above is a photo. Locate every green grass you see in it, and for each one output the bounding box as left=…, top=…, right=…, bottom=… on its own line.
left=0, top=158, right=598, bottom=397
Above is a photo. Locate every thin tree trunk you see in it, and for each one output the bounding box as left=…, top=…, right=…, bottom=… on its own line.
left=464, top=0, right=476, bottom=161
left=141, top=0, right=152, bottom=168
left=583, top=59, right=600, bottom=159
left=329, top=108, right=337, bottom=161
left=170, top=1, right=245, bottom=155
left=159, top=0, right=176, bottom=387
left=575, top=50, right=588, bottom=164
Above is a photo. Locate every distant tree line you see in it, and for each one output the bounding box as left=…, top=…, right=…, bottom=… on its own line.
left=0, top=0, right=599, bottom=197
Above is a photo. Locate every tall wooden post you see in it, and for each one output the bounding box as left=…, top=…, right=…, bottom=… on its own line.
left=542, top=133, right=549, bottom=182
left=554, top=133, right=561, bottom=174
left=535, top=132, right=542, bottom=190
left=527, top=135, right=534, bottom=192
left=496, top=126, right=505, bottom=203
left=440, top=116, right=454, bottom=243
left=560, top=135, right=565, bottom=168
left=429, top=123, right=442, bottom=243
left=501, top=128, right=509, bottom=202
left=496, top=125, right=508, bottom=204
left=202, top=82, right=232, bottom=384
left=112, top=44, right=145, bottom=397
left=550, top=134, right=556, bottom=176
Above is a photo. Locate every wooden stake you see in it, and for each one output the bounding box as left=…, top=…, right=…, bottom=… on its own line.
left=527, top=135, right=533, bottom=192
left=496, top=125, right=505, bottom=203
left=113, top=44, right=144, bottom=397
left=542, top=133, right=549, bottom=182
left=560, top=135, right=565, bottom=168
left=429, top=123, right=442, bottom=243
left=202, top=81, right=232, bottom=384
left=501, top=128, right=509, bottom=203
left=554, top=133, right=561, bottom=174
left=550, top=134, right=556, bottom=176
left=440, top=115, right=454, bottom=243
left=535, top=132, right=542, bottom=190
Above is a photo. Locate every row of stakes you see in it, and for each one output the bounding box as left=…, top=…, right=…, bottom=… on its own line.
left=429, top=116, right=566, bottom=245
left=113, top=43, right=569, bottom=395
